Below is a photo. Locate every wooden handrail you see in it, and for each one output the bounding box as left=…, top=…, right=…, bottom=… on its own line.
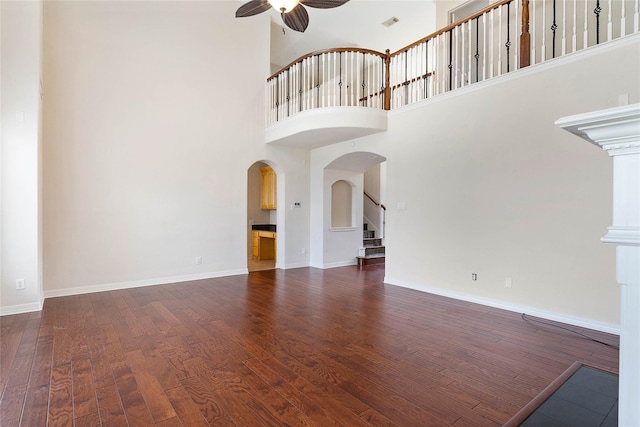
left=267, top=47, right=388, bottom=81
left=364, top=191, right=386, bottom=211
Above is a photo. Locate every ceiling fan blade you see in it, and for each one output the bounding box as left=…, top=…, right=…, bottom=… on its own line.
left=300, top=0, right=350, bottom=9
left=236, top=0, right=272, bottom=18
left=282, top=4, right=309, bottom=32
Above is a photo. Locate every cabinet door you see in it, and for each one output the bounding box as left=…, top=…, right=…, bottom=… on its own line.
left=260, top=166, right=276, bottom=209
left=252, top=231, right=259, bottom=258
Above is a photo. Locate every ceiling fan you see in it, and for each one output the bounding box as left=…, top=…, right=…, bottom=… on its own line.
left=236, top=0, right=350, bottom=33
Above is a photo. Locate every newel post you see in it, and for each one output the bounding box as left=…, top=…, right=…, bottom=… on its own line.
left=384, top=49, right=391, bottom=111
left=557, top=104, right=640, bottom=427
left=520, top=0, right=531, bottom=68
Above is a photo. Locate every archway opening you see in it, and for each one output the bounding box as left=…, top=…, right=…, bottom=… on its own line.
left=322, top=151, right=387, bottom=269
left=247, top=161, right=278, bottom=272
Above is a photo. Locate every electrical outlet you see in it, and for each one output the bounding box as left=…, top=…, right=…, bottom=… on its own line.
left=301, top=248, right=306, bottom=254
left=16, top=278, right=26, bottom=290
left=195, top=256, right=202, bottom=265
left=505, top=277, right=512, bottom=288
left=471, top=273, right=477, bottom=281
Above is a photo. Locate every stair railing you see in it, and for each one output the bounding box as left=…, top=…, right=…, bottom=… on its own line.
left=266, top=0, right=639, bottom=124
left=364, top=191, right=386, bottom=240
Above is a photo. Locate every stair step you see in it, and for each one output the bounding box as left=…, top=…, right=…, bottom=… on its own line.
left=363, top=238, right=382, bottom=247
left=363, top=246, right=385, bottom=256
left=356, top=253, right=385, bottom=267
left=363, top=230, right=375, bottom=238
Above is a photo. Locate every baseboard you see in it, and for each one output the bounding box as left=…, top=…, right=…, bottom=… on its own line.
left=322, top=260, right=358, bottom=269
left=384, top=276, right=620, bottom=335
left=0, top=301, right=43, bottom=317
left=44, top=269, right=249, bottom=299
left=282, top=262, right=311, bottom=270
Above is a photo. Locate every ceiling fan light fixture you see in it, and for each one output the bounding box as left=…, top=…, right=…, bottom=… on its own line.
left=268, top=0, right=300, bottom=13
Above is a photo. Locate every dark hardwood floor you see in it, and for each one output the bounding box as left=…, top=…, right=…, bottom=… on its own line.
left=0, top=265, right=619, bottom=426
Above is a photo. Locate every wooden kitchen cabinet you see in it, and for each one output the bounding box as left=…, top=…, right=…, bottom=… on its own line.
left=252, top=231, right=276, bottom=260
left=260, top=166, right=276, bottom=210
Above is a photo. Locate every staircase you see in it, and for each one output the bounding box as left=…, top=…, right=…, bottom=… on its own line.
left=357, top=223, right=385, bottom=268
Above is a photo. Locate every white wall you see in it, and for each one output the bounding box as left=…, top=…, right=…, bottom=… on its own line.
left=0, top=0, right=43, bottom=314
left=316, top=36, right=639, bottom=330
left=40, top=1, right=310, bottom=297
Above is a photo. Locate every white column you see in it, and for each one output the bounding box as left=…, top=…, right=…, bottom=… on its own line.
left=557, top=104, right=640, bottom=427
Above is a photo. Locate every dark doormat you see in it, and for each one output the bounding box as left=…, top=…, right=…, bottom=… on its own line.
left=504, top=362, right=618, bottom=427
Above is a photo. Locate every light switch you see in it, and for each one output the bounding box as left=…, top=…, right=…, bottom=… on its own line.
left=16, top=111, right=25, bottom=122
left=397, top=201, right=406, bottom=210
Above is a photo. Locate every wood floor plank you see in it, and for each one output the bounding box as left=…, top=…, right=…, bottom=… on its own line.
left=20, top=384, right=49, bottom=427
left=164, top=385, right=210, bottom=427
left=72, top=354, right=99, bottom=421
left=180, top=375, right=236, bottom=426
left=0, top=384, right=27, bottom=426
left=125, top=349, right=178, bottom=423
left=112, top=363, right=156, bottom=426
left=48, top=363, right=73, bottom=427
left=0, top=332, right=22, bottom=390
left=94, top=382, right=128, bottom=426
left=0, top=265, right=620, bottom=426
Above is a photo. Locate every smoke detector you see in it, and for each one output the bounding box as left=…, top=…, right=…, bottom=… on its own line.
left=382, top=16, right=399, bottom=27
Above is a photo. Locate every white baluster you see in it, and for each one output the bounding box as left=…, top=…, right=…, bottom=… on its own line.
left=498, top=6, right=503, bottom=76
left=584, top=0, right=589, bottom=49
left=304, top=58, right=309, bottom=111
left=635, top=0, right=639, bottom=33
left=461, top=21, right=466, bottom=87
left=281, top=73, right=284, bottom=118
left=541, top=0, right=547, bottom=61
left=336, top=51, right=340, bottom=107
left=514, top=0, right=519, bottom=70
left=572, top=0, right=577, bottom=52
left=415, top=46, right=419, bottom=101
left=468, top=18, right=473, bottom=82
left=322, top=53, right=325, bottom=108
left=531, top=0, right=536, bottom=65
left=441, top=33, right=446, bottom=95
left=309, top=59, right=312, bottom=110
left=453, top=26, right=458, bottom=89
left=562, top=0, right=567, bottom=55
left=365, top=53, right=369, bottom=107
left=482, top=13, right=487, bottom=80
left=309, top=56, right=313, bottom=110
left=350, top=51, right=354, bottom=106
left=608, top=0, right=613, bottom=41
left=267, top=80, right=271, bottom=124
left=621, top=0, right=626, bottom=36
left=437, top=35, right=441, bottom=95
left=490, top=9, right=495, bottom=78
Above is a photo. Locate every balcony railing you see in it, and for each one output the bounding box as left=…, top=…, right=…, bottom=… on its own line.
left=267, top=0, right=639, bottom=125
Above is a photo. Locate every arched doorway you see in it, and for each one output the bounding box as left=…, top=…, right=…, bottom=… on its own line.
left=317, top=151, right=387, bottom=269
left=247, top=161, right=278, bottom=272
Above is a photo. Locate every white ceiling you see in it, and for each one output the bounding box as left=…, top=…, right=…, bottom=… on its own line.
left=267, top=0, right=439, bottom=69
